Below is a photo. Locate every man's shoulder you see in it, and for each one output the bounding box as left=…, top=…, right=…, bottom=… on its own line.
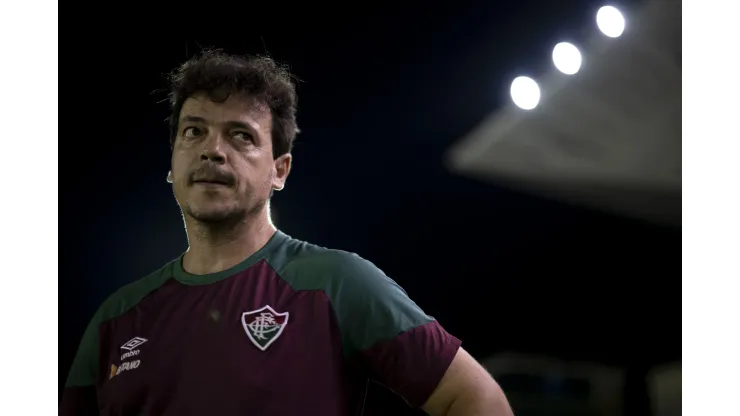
left=275, top=235, right=433, bottom=355
left=272, top=236, right=388, bottom=292
left=94, top=260, right=176, bottom=324
left=279, top=239, right=369, bottom=273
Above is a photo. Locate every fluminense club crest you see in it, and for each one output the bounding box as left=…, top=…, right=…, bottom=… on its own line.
left=241, top=305, right=289, bottom=351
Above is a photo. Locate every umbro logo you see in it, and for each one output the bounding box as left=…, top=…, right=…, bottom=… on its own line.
left=111, top=337, right=148, bottom=380
left=121, top=337, right=148, bottom=351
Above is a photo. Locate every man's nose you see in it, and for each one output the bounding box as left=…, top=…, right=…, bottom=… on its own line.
left=200, top=134, right=227, bottom=164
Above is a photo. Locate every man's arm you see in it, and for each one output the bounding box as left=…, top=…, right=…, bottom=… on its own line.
left=60, top=299, right=110, bottom=416
left=422, top=348, right=514, bottom=416
left=60, top=385, right=99, bottom=416
left=60, top=317, right=101, bottom=416
left=306, top=250, right=512, bottom=414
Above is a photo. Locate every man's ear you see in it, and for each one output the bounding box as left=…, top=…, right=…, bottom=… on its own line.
left=272, top=153, right=292, bottom=191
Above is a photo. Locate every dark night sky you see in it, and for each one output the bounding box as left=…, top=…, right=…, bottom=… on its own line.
left=60, top=0, right=678, bottom=413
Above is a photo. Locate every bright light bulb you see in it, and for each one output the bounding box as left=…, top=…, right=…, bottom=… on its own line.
left=510, top=76, right=540, bottom=110
left=552, top=42, right=582, bottom=75
left=597, top=5, right=625, bottom=38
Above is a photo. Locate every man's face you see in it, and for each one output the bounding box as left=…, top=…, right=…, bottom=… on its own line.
left=170, top=93, right=291, bottom=224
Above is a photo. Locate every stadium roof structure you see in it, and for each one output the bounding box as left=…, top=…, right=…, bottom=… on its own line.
left=446, top=0, right=681, bottom=226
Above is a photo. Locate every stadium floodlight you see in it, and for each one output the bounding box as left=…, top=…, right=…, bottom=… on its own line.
left=597, top=5, right=625, bottom=38
left=510, top=76, right=540, bottom=110
left=552, top=42, right=582, bottom=75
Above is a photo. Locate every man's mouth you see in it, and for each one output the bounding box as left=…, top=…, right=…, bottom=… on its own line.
left=193, top=179, right=230, bottom=186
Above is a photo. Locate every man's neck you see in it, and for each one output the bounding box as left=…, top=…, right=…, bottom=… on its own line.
left=182, top=211, right=277, bottom=276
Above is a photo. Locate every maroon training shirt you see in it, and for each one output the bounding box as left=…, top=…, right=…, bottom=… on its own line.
left=61, top=231, right=461, bottom=415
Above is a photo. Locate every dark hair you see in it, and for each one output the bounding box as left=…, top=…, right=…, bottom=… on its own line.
left=167, top=50, right=299, bottom=158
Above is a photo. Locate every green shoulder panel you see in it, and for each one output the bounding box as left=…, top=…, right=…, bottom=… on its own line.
left=65, top=262, right=175, bottom=387
left=269, top=239, right=433, bottom=357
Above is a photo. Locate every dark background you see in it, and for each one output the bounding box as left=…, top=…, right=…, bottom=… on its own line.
left=60, top=0, right=679, bottom=414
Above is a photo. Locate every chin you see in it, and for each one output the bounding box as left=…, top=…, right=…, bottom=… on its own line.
left=186, top=203, right=244, bottom=224
left=192, top=211, right=239, bottom=223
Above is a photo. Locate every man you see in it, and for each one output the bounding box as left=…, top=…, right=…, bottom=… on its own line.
left=60, top=50, right=514, bottom=416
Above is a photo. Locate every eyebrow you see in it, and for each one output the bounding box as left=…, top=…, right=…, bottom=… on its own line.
left=180, top=115, right=254, bottom=131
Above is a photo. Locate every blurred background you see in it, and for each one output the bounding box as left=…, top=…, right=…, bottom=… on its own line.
left=59, top=0, right=680, bottom=414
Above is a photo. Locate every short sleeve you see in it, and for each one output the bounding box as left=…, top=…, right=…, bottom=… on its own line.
left=319, top=252, right=462, bottom=407
left=60, top=307, right=104, bottom=415
left=60, top=266, right=172, bottom=415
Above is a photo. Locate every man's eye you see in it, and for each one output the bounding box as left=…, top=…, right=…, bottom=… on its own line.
left=232, top=132, right=253, bottom=141
left=183, top=127, right=202, bottom=138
